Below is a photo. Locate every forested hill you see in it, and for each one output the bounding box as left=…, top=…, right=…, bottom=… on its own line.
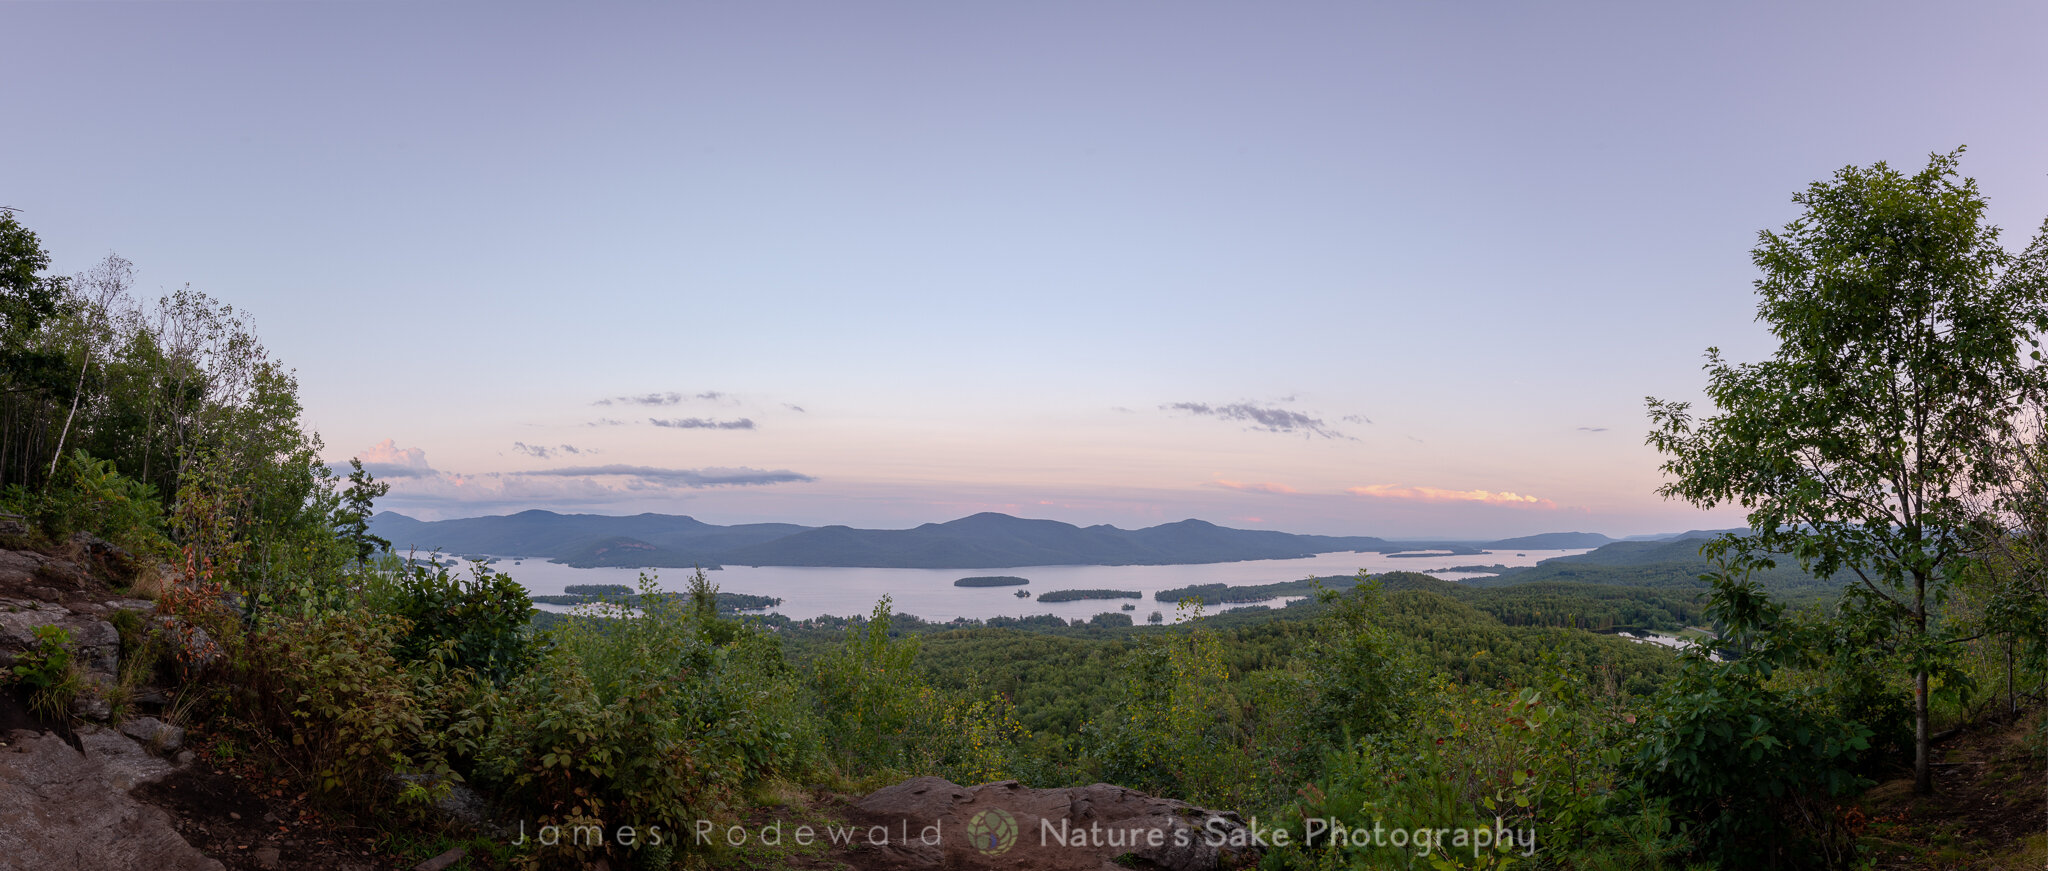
left=1484, top=530, right=1614, bottom=549
left=373, top=509, right=1425, bottom=568
left=369, top=510, right=809, bottom=566
left=1469, top=534, right=1844, bottom=602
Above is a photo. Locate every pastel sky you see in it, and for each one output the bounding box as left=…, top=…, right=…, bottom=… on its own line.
left=7, top=2, right=2046, bottom=537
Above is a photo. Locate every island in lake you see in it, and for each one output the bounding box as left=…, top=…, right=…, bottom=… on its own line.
left=1036, top=589, right=1143, bottom=603
left=955, top=575, right=1029, bottom=587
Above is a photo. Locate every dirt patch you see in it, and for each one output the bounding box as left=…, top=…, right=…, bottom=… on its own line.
left=1855, top=706, right=2048, bottom=869
left=0, top=683, right=72, bottom=740
left=133, top=729, right=402, bottom=871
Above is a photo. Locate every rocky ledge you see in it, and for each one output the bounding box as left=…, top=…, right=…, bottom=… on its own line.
left=0, top=528, right=223, bottom=870
left=847, top=776, right=1261, bottom=870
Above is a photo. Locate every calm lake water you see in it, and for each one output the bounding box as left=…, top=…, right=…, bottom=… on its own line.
left=465, top=548, right=1592, bottom=623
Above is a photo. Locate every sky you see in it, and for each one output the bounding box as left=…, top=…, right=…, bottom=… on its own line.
left=6, top=1, right=2047, bottom=538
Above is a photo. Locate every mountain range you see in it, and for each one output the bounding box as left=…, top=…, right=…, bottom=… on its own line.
left=368, top=510, right=1621, bottom=570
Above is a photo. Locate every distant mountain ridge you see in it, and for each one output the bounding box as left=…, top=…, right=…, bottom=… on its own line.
left=370, top=509, right=1634, bottom=570
left=1485, top=531, right=1614, bottom=550
left=369, top=510, right=1484, bottom=569
left=1466, top=534, right=1843, bottom=602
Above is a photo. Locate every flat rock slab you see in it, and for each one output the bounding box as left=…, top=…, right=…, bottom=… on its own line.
left=847, top=777, right=1258, bottom=871
left=79, top=724, right=180, bottom=792
left=0, top=730, right=221, bottom=871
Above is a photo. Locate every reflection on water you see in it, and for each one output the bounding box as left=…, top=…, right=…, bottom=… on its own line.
left=475, top=548, right=1591, bottom=623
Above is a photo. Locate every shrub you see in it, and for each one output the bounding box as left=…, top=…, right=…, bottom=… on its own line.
left=1284, top=664, right=1690, bottom=871
left=1295, top=576, right=1422, bottom=758
left=8, top=451, right=172, bottom=562
left=809, top=595, right=1025, bottom=785
left=1084, top=602, right=1259, bottom=807
left=1622, top=569, right=1872, bottom=867
left=811, top=596, right=924, bottom=771
left=9, top=624, right=82, bottom=720
left=240, top=607, right=458, bottom=808
left=475, top=571, right=817, bottom=868
left=366, top=558, right=534, bottom=685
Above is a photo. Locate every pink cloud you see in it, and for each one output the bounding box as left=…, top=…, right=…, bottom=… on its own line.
left=1346, top=484, right=1558, bottom=509
left=359, top=438, right=430, bottom=471
left=1207, top=479, right=1299, bottom=494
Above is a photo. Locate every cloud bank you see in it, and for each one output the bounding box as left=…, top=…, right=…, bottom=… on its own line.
left=1206, top=479, right=1299, bottom=494
left=594, top=392, right=685, bottom=407
left=1164, top=401, right=1349, bottom=439
left=517, top=465, right=811, bottom=487
left=1346, top=484, right=1557, bottom=508
left=356, top=438, right=436, bottom=478
left=512, top=442, right=590, bottom=459
left=650, top=417, right=757, bottom=430
left=348, top=440, right=814, bottom=520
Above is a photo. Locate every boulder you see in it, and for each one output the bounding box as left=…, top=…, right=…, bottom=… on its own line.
left=0, top=602, right=120, bottom=678
left=0, top=730, right=221, bottom=870
left=0, top=549, right=48, bottom=586
left=68, top=531, right=138, bottom=578
left=71, top=683, right=114, bottom=722
left=35, top=558, right=90, bottom=590
left=155, top=616, right=221, bottom=678
left=848, top=777, right=1260, bottom=870
left=120, top=716, right=186, bottom=753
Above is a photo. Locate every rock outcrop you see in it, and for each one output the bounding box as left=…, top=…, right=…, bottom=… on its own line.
left=848, top=777, right=1260, bottom=870
left=0, top=539, right=221, bottom=870
left=0, top=597, right=122, bottom=677
left=0, top=729, right=223, bottom=871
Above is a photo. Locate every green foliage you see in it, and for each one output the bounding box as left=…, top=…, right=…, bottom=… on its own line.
left=366, top=558, right=534, bottom=685
left=809, top=596, right=922, bottom=770
left=1084, top=601, right=1269, bottom=807
left=0, top=215, right=347, bottom=601
left=240, top=607, right=460, bottom=808
left=808, top=595, right=1027, bottom=785
left=476, top=572, right=818, bottom=867
left=334, top=457, right=390, bottom=565
left=0, top=213, right=62, bottom=333
left=0, top=213, right=70, bottom=482
left=9, top=624, right=82, bottom=719
left=1296, top=577, right=1423, bottom=758
left=1622, top=568, right=1873, bottom=867
left=1648, top=147, right=2048, bottom=793
left=5, top=450, right=172, bottom=561
left=1290, top=672, right=1689, bottom=871
left=565, top=583, right=633, bottom=597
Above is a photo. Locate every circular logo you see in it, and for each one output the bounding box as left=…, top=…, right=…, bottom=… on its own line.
left=966, top=808, right=1018, bottom=856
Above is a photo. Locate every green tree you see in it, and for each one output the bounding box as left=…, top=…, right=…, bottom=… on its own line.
left=0, top=211, right=74, bottom=491
left=335, top=457, right=390, bottom=564
left=0, top=211, right=64, bottom=351
left=1296, top=574, right=1420, bottom=756
left=1647, top=148, right=2048, bottom=794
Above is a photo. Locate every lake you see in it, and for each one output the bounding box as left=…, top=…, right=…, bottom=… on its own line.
left=464, top=548, right=1592, bottom=623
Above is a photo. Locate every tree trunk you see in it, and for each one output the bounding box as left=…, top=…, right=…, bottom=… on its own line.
left=48, top=350, right=90, bottom=478
left=1914, top=569, right=1932, bottom=795
left=2008, top=640, right=2017, bottom=716
left=1914, top=669, right=1932, bottom=794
